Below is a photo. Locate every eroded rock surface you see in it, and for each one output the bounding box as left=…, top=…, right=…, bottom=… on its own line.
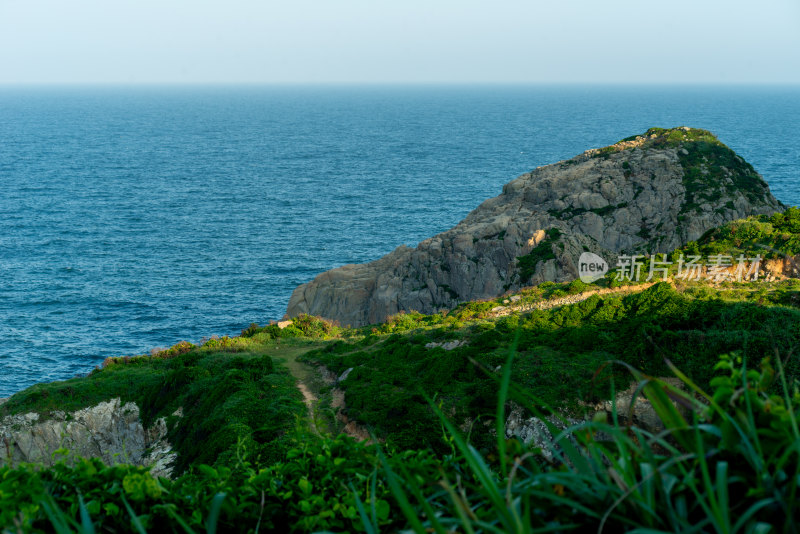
left=0, top=398, right=176, bottom=478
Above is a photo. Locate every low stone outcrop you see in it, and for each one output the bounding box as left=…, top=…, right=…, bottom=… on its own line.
left=505, top=379, right=688, bottom=457
left=287, top=128, right=783, bottom=327
left=505, top=408, right=579, bottom=461
left=0, top=398, right=176, bottom=478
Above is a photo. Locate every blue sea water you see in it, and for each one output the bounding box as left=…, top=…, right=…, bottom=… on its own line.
left=0, top=85, right=798, bottom=397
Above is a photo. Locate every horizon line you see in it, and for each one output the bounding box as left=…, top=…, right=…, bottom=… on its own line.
left=1, top=81, right=800, bottom=89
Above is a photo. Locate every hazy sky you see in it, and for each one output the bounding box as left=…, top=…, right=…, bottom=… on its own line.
left=1, top=0, right=798, bottom=84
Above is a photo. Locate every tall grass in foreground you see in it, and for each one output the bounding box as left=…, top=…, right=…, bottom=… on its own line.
left=374, top=351, right=800, bottom=533
left=6, top=351, right=799, bottom=532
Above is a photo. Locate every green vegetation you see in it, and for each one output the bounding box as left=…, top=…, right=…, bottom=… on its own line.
left=0, top=434, right=443, bottom=533
left=516, top=227, right=562, bottom=282
left=2, top=351, right=799, bottom=532
left=593, top=127, right=773, bottom=215
left=303, top=281, right=800, bottom=453
left=641, top=126, right=721, bottom=146
left=378, top=352, right=800, bottom=532
left=548, top=201, right=629, bottom=220
left=241, top=313, right=341, bottom=339
left=1, top=339, right=308, bottom=474
left=674, top=132, right=770, bottom=213
left=614, top=127, right=721, bottom=149
left=672, top=206, right=800, bottom=260
left=3, top=209, right=800, bottom=531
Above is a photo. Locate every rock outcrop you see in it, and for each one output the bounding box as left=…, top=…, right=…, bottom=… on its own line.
left=505, top=409, right=578, bottom=461
left=0, top=398, right=176, bottom=478
left=505, top=378, right=688, bottom=458
left=287, top=127, right=784, bottom=327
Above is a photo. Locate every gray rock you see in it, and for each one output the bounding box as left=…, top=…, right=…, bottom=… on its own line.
left=337, top=368, right=354, bottom=382
left=599, top=378, right=687, bottom=433
left=505, top=378, right=687, bottom=459
left=424, top=340, right=467, bottom=351
left=286, top=129, right=783, bottom=326
left=505, top=407, right=579, bottom=461
left=0, top=398, right=177, bottom=478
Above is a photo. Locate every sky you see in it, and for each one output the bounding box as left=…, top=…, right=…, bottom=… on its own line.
left=0, top=0, right=799, bottom=85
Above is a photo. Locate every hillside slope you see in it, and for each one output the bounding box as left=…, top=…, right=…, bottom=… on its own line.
left=2, top=210, right=800, bottom=532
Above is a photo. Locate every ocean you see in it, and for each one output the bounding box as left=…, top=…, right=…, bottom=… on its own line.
left=0, top=85, right=798, bottom=396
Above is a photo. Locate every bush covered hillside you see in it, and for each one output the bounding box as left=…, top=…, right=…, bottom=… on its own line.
left=1, top=209, right=800, bottom=532
left=303, top=280, right=800, bottom=452
left=1, top=339, right=305, bottom=475
left=676, top=206, right=800, bottom=259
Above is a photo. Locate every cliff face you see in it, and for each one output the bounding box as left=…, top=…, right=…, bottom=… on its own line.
left=286, top=128, right=784, bottom=327
left=0, top=398, right=176, bottom=478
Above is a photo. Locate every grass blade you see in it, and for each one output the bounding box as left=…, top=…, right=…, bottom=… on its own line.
left=349, top=482, right=377, bottom=534
left=206, top=492, right=226, bottom=534
left=165, top=505, right=198, bottom=534
left=121, top=494, right=148, bottom=534
left=376, top=444, right=445, bottom=534
left=496, top=333, right=520, bottom=479
left=78, top=493, right=96, bottom=534
left=41, top=495, right=76, bottom=534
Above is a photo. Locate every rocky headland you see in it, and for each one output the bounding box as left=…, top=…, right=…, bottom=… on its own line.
left=286, top=127, right=784, bottom=327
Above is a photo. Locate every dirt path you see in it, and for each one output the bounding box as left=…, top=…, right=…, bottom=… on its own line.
left=274, top=282, right=668, bottom=439
left=489, top=281, right=664, bottom=318
left=269, top=344, right=324, bottom=435
left=295, top=381, right=320, bottom=436
left=271, top=342, right=374, bottom=441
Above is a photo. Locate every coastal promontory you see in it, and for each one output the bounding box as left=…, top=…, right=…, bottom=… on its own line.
left=286, top=127, right=784, bottom=326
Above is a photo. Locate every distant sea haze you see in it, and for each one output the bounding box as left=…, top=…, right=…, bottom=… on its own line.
left=0, top=85, right=798, bottom=396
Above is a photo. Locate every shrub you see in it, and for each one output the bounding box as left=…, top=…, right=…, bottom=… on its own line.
left=240, top=322, right=264, bottom=337
left=380, top=311, right=425, bottom=333
left=151, top=341, right=196, bottom=359
left=0, top=435, right=444, bottom=533
left=375, top=352, right=800, bottom=532
left=549, top=289, right=567, bottom=299
left=517, top=228, right=562, bottom=282
left=566, top=279, right=590, bottom=294
left=448, top=301, right=496, bottom=322
left=674, top=207, right=800, bottom=261
left=279, top=325, right=306, bottom=338
left=201, top=335, right=250, bottom=352
left=290, top=314, right=339, bottom=338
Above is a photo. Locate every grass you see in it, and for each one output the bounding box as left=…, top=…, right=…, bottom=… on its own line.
left=302, top=281, right=800, bottom=454
left=672, top=206, right=800, bottom=260
left=0, top=337, right=322, bottom=475
left=377, top=350, right=800, bottom=532
left=3, top=348, right=799, bottom=532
